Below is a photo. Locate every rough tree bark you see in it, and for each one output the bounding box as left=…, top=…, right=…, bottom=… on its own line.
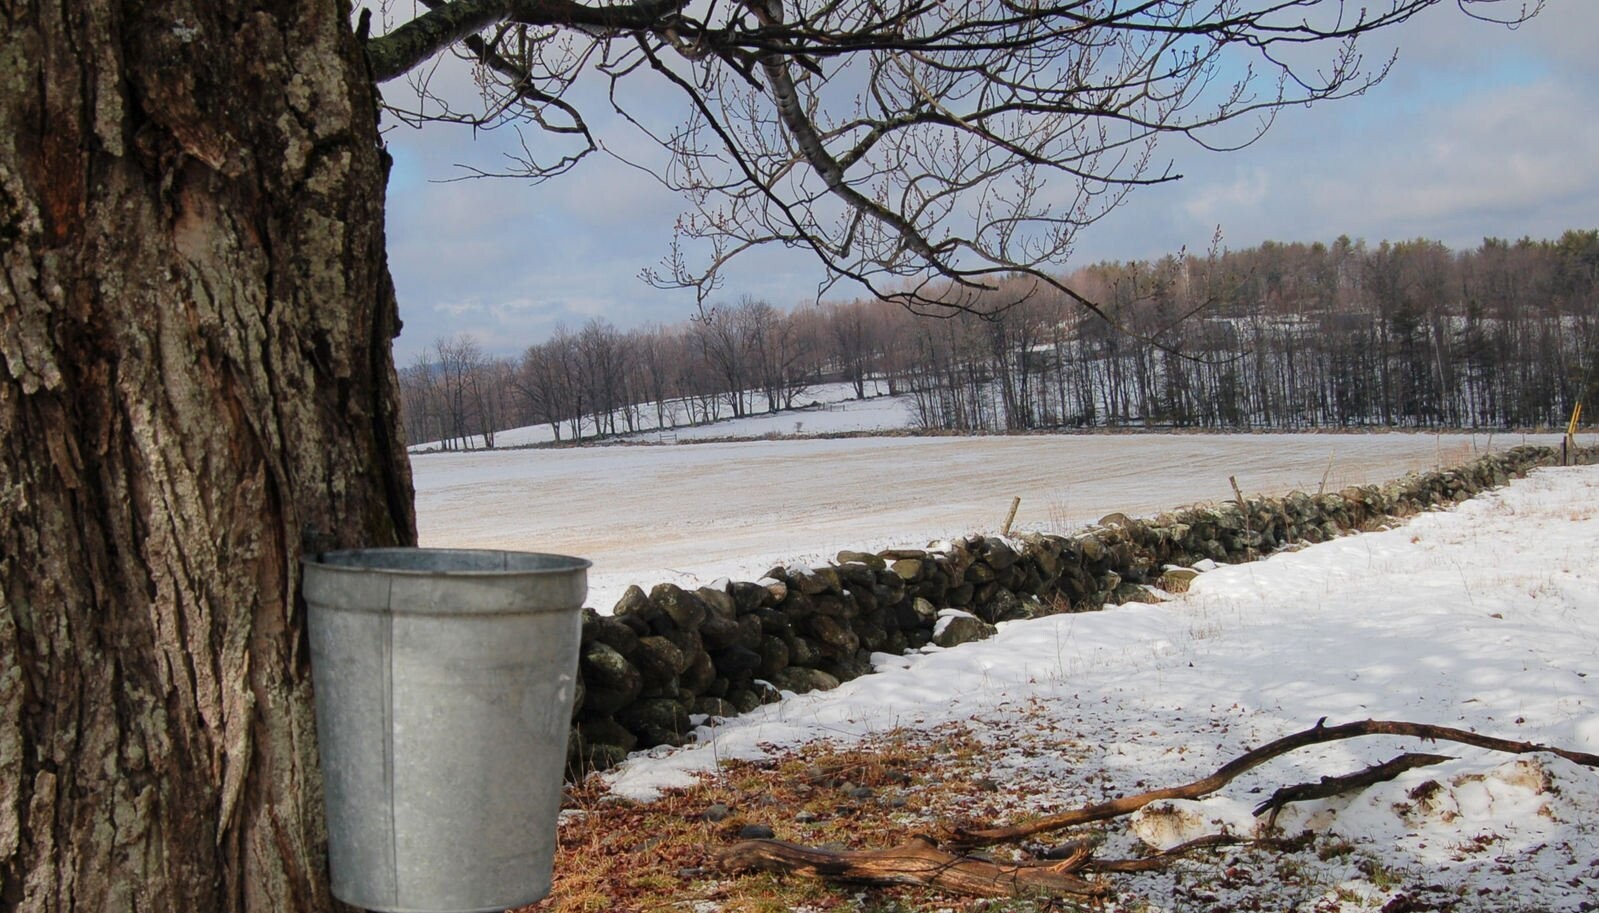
left=1, top=2, right=413, bottom=910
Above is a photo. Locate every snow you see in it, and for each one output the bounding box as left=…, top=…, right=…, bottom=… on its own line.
left=595, top=465, right=1599, bottom=910
left=415, top=382, right=903, bottom=450
left=413, top=430, right=1571, bottom=613
left=619, top=389, right=917, bottom=443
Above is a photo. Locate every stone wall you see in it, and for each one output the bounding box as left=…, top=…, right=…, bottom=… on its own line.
left=567, top=444, right=1594, bottom=772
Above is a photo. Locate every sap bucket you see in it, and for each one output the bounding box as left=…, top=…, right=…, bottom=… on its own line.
left=302, top=548, right=590, bottom=913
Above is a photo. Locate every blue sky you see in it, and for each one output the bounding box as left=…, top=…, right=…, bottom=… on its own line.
left=380, top=2, right=1599, bottom=363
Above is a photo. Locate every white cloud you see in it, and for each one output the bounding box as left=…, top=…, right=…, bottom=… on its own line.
left=1182, top=168, right=1270, bottom=226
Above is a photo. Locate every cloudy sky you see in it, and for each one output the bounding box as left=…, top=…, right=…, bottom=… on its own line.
left=380, top=1, right=1599, bottom=363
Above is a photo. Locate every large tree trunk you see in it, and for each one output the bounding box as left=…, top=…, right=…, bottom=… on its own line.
left=0, top=2, right=413, bottom=910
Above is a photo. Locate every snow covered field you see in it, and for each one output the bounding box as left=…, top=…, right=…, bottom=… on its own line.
left=426, top=381, right=906, bottom=450
left=413, top=430, right=1569, bottom=613
left=602, top=464, right=1599, bottom=911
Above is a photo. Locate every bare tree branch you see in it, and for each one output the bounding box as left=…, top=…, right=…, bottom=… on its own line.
left=363, top=0, right=1542, bottom=319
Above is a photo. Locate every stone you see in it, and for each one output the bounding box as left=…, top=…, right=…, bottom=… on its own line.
left=809, top=594, right=849, bottom=617
left=738, top=824, right=776, bottom=840
left=634, top=635, right=690, bottom=684
left=1022, top=544, right=1059, bottom=577
left=711, top=644, right=763, bottom=679
left=785, top=634, right=820, bottom=667
left=584, top=612, right=641, bottom=656
left=725, top=688, right=762, bottom=714
left=972, top=581, right=999, bottom=609
left=611, top=584, right=650, bottom=616
left=757, top=635, right=790, bottom=679
left=890, top=557, right=924, bottom=581
left=662, top=625, right=704, bottom=660
left=753, top=679, right=783, bottom=704
left=578, top=717, right=638, bottom=755
left=699, top=612, right=743, bottom=651
left=1077, top=534, right=1105, bottom=562
left=728, top=581, right=769, bottom=613
left=760, top=576, right=789, bottom=603
left=651, top=583, right=708, bottom=630
left=771, top=667, right=841, bottom=694
left=806, top=614, right=860, bottom=656
left=579, top=741, right=630, bottom=773
left=692, top=696, right=739, bottom=719
left=965, top=562, right=997, bottom=584
left=582, top=642, right=642, bottom=698
left=988, top=589, right=1034, bottom=622
left=981, top=537, right=1018, bottom=569
left=1158, top=567, right=1200, bottom=593
left=747, top=608, right=790, bottom=638
left=1110, top=582, right=1162, bottom=605
left=639, top=677, right=680, bottom=700
left=932, top=610, right=996, bottom=648
left=582, top=687, right=636, bottom=717
left=837, top=560, right=874, bottom=587
left=855, top=619, right=888, bottom=652
left=680, top=649, right=717, bottom=695
left=817, top=654, right=870, bottom=684
left=789, top=566, right=835, bottom=595
left=836, top=550, right=887, bottom=570
left=731, top=614, right=763, bottom=649
left=617, top=698, right=692, bottom=747
left=696, top=586, right=738, bottom=620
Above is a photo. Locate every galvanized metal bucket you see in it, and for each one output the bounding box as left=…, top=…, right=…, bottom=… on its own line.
left=302, top=548, right=590, bottom=913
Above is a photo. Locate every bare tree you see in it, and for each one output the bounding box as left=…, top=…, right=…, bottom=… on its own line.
left=433, top=333, right=492, bottom=448
left=693, top=303, right=753, bottom=417
left=516, top=334, right=582, bottom=441
left=401, top=352, right=447, bottom=447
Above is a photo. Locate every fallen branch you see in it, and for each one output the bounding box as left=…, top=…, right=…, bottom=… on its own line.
left=1253, top=751, right=1453, bottom=827
left=952, top=718, right=1599, bottom=847
left=716, top=719, right=1599, bottom=899
left=1086, top=833, right=1245, bottom=873
left=717, top=833, right=1109, bottom=898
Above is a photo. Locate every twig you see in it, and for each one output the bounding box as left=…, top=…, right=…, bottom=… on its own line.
left=717, top=833, right=1109, bottom=898
left=1253, top=751, right=1453, bottom=828
left=1086, top=833, right=1244, bottom=872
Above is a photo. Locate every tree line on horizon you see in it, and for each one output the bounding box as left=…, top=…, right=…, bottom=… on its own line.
left=400, top=230, right=1599, bottom=449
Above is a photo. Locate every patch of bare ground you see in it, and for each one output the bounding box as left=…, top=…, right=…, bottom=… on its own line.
left=522, top=704, right=1596, bottom=913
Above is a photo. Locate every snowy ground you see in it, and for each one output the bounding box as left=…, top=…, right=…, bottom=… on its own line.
left=602, top=464, right=1599, bottom=911
left=425, top=381, right=902, bottom=450
left=413, top=430, right=1570, bottom=613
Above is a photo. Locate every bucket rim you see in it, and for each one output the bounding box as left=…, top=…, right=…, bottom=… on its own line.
left=302, top=547, right=592, bottom=577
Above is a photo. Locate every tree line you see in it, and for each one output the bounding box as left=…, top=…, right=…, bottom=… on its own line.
left=401, top=231, right=1599, bottom=448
